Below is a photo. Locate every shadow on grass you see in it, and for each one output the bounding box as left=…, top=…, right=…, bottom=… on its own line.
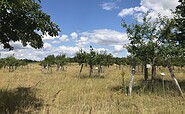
left=0, top=87, right=43, bottom=113
left=79, top=74, right=105, bottom=79
left=110, top=78, right=185, bottom=96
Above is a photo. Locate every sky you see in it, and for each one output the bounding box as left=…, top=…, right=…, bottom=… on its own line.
left=0, top=0, right=179, bottom=60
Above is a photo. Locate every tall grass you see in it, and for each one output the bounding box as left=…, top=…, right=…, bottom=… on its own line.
left=0, top=63, right=184, bottom=113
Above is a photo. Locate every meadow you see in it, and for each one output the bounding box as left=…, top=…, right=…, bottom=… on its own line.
left=0, top=63, right=185, bottom=114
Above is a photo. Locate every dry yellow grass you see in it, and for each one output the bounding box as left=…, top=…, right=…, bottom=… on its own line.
left=0, top=63, right=185, bottom=114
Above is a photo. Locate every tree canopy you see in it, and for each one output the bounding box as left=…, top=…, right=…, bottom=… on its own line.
left=0, top=0, right=60, bottom=50
left=174, top=0, right=185, bottom=47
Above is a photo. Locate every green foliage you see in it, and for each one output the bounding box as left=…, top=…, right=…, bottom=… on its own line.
left=40, top=55, right=55, bottom=67
left=122, top=12, right=185, bottom=67
left=75, top=47, right=113, bottom=67
left=75, top=49, right=87, bottom=65
left=95, top=51, right=113, bottom=66
left=5, top=56, right=19, bottom=67
left=174, top=0, right=185, bottom=47
left=0, top=0, right=60, bottom=50
left=87, top=47, right=96, bottom=66
left=55, top=54, right=67, bottom=67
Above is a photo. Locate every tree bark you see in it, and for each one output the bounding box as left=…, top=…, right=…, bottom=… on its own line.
left=141, top=64, right=144, bottom=73
left=168, top=65, right=183, bottom=97
left=98, top=65, right=101, bottom=77
left=79, top=64, right=84, bottom=77
left=144, top=64, right=148, bottom=81
left=89, top=65, right=93, bottom=78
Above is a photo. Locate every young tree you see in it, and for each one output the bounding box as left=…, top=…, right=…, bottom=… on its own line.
left=75, top=49, right=87, bottom=77
left=55, top=54, right=67, bottom=71
left=123, top=12, right=184, bottom=96
left=40, top=55, right=55, bottom=71
left=122, top=13, right=159, bottom=81
left=157, top=16, right=184, bottom=97
left=87, top=46, right=96, bottom=77
left=4, top=56, right=19, bottom=72
left=0, top=0, right=60, bottom=50
left=95, top=51, right=113, bottom=77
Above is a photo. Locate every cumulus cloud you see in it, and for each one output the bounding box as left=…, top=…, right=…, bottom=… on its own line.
left=59, top=35, right=69, bottom=42
left=118, top=0, right=179, bottom=21
left=101, top=2, right=119, bottom=10
left=43, top=43, right=52, bottom=48
left=0, top=29, right=129, bottom=60
left=114, top=45, right=124, bottom=52
left=71, top=32, right=78, bottom=40
left=51, top=34, right=69, bottom=44
left=76, top=29, right=128, bottom=47
left=42, top=33, right=59, bottom=41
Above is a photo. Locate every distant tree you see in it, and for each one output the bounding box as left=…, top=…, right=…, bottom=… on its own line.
left=0, top=0, right=60, bottom=50
left=40, top=55, right=55, bottom=70
left=4, top=56, right=19, bottom=72
left=75, top=49, right=87, bottom=77
left=87, top=46, right=96, bottom=77
left=0, top=58, right=5, bottom=69
left=95, top=51, right=113, bottom=77
left=55, top=54, right=67, bottom=71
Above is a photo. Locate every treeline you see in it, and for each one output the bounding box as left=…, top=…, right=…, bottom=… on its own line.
left=0, top=56, right=37, bottom=71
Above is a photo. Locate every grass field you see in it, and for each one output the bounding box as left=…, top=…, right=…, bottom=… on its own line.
left=0, top=63, right=185, bottom=114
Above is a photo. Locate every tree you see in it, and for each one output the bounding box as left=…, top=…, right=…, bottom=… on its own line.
left=55, top=54, right=67, bottom=71
left=0, top=0, right=60, bottom=50
left=122, top=13, right=159, bottom=81
left=95, top=51, right=113, bottom=77
left=174, top=0, right=185, bottom=47
left=4, top=56, right=19, bottom=72
left=75, top=49, right=87, bottom=77
left=40, top=55, right=55, bottom=70
left=157, top=15, right=184, bottom=97
left=123, top=12, right=184, bottom=96
left=87, top=46, right=96, bottom=77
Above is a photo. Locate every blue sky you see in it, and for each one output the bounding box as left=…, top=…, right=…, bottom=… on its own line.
left=0, top=0, right=179, bottom=60
left=40, top=0, right=140, bottom=34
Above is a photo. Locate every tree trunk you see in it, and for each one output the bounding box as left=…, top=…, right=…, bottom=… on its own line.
left=141, top=64, right=144, bottom=73
left=151, top=64, right=156, bottom=92
left=128, top=67, right=136, bottom=96
left=144, top=64, right=148, bottom=81
left=167, top=65, right=183, bottom=97
left=56, top=65, right=59, bottom=71
left=98, top=65, right=101, bottom=77
left=137, top=65, right=140, bottom=73
left=151, top=65, right=156, bottom=80
left=79, top=64, right=84, bottom=77
left=89, top=65, right=93, bottom=78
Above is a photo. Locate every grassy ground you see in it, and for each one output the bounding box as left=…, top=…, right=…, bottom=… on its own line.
left=0, top=63, right=185, bottom=114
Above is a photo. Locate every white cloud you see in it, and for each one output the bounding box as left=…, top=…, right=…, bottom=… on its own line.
left=77, top=29, right=128, bottom=47
left=71, top=32, right=78, bottom=40
left=43, top=43, right=52, bottom=48
left=59, top=35, right=69, bottom=42
left=42, top=33, right=59, bottom=41
left=118, top=0, right=179, bottom=21
left=101, top=2, right=119, bottom=10
left=114, top=45, right=124, bottom=52
left=0, top=29, right=129, bottom=60
left=118, top=8, right=134, bottom=17
left=51, top=34, right=69, bottom=44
